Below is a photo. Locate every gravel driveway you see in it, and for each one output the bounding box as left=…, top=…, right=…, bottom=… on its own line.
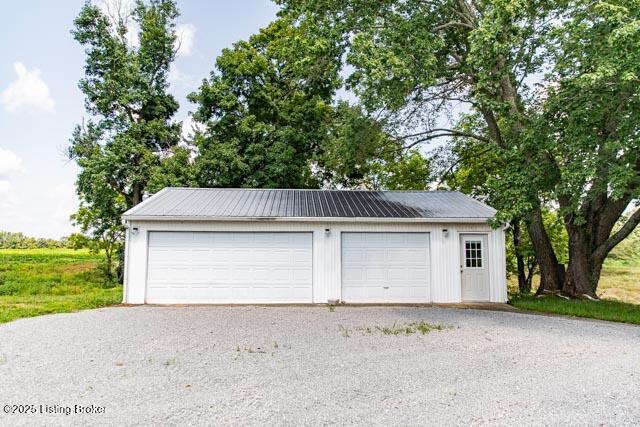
left=0, top=306, right=638, bottom=426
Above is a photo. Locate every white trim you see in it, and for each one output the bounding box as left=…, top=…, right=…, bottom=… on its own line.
left=123, top=226, right=131, bottom=303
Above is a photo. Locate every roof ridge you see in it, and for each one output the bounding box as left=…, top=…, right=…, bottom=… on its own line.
left=163, top=187, right=460, bottom=193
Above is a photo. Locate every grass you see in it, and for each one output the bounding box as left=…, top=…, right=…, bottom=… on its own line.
left=340, top=321, right=449, bottom=337
left=0, top=249, right=122, bottom=324
left=508, top=263, right=640, bottom=325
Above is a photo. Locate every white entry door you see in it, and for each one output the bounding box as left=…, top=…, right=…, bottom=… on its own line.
left=341, top=232, right=430, bottom=303
left=460, top=234, right=490, bottom=301
left=146, top=232, right=313, bottom=304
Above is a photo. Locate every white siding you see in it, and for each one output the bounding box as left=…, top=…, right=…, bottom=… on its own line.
left=123, top=220, right=507, bottom=304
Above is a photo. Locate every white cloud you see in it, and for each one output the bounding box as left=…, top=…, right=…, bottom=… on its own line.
left=175, top=23, right=196, bottom=57
left=0, top=148, right=25, bottom=179
left=0, top=148, right=25, bottom=232
left=167, top=65, right=196, bottom=87
left=0, top=62, right=55, bottom=114
left=0, top=180, right=23, bottom=227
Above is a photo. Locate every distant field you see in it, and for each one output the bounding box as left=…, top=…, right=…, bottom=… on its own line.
left=0, top=249, right=122, bottom=324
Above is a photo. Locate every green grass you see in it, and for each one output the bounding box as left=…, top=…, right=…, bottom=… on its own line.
left=0, top=249, right=122, bottom=324
left=509, top=295, right=640, bottom=325
left=508, top=263, right=640, bottom=325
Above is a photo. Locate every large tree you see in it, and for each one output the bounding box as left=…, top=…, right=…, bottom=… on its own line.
left=280, top=0, right=640, bottom=297
left=69, top=0, right=181, bottom=278
left=188, top=18, right=427, bottom=189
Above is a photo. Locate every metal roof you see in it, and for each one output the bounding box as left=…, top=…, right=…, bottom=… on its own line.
left=122, top=188, right=496, bottom=221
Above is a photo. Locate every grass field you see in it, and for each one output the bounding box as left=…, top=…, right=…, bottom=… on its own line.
left=0, top=249, right=122, bottom=324
left=508, top=263, right=640, bottom=325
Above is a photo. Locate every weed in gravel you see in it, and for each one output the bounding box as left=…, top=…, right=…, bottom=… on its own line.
left=163, top=358, right=176, bottom=366
left=338, top=324, right=352, bottom=337
left=342, top=321, right=449, bottom=337
left=328, top=304, right=335, bottom=312
left=376, top=321, right=447, bottom=335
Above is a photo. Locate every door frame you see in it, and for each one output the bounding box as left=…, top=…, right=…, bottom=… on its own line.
left=458, top=232, right=490, bottom=302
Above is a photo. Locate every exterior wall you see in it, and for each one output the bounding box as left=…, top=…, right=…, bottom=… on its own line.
left=123, top=220, right=507, bottom=304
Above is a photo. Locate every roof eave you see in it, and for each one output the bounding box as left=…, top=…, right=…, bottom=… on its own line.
left=122, top=215, right=494, bottom=224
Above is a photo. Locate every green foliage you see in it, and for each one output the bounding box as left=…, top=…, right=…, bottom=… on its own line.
left=366, top=150, right=431, bottom=190
left=70, top=0, right=182, bottom=280
left=189, top=18, right=423, bottom=189
left=0, top=231, right=90, bottom=250
left=281, top=0, right=640, bottom=294
left=0, top=249, right=122, bottom=324
left=505, top=211, right=568, bottom=276
left=188, top=18, right=341, bottom=188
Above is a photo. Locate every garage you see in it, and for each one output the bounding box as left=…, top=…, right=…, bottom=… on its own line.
left=341, top=233, right=430, bottom=303
left=123, top=188, right=507, bottom=304
left=146, top=231, right=312, bottom=304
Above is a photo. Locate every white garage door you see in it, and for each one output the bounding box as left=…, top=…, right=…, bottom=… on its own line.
left=341, top=232, right=430, bottom=303
left=146, top=232, right=313, bottom=304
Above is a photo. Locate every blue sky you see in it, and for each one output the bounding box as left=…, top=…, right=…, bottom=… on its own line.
left=0, top=0, right=280, bottom=238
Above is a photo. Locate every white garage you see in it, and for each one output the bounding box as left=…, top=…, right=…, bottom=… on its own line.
left=122, top=188, right=507, bottom=304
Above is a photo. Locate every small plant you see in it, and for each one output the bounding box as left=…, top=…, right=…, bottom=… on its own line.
left=338, top=324, right=352, bottom=337
left=375, top=321, right=447, bottom=336
left=355, top=326, right=373, bottom=335
left=273, top=341, right=279, bottom=348
left=340, top=321, right=449, bottom=337
left=328, top=304, right=335, bottom=312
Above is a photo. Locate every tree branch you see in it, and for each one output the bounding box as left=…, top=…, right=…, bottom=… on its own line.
left=398, top=128, right=489, bottom=143
left=591, top=207, right=640, bottom=264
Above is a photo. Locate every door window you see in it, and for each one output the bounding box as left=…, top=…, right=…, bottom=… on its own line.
left=465, top=240, right=483, bottom=268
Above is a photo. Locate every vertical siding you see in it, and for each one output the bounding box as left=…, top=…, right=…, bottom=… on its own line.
left=125, top=226, right=149, bottom=304
left=124, top=220, right=507, bottom=304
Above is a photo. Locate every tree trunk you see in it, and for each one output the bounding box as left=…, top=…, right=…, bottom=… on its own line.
left=527, top=207, right=563, bottom=294
left=563, top=227, right=599, bottom=298
left=512, top=220, right=529, bottom=294
left=132, top=183, right=143, bottom=206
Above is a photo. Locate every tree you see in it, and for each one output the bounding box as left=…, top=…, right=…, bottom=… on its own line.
left=188, top=18, right=419, bottom=189
left=188, top=18, right=340, bottom=188
left=527, top=2, right=640, bottom=296
left=280, top=0, right=640, bottom=297
left=69, top=0, right=181, bottom=279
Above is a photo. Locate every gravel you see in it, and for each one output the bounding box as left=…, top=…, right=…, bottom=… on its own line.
left=0, top=306, right=638, bottom=426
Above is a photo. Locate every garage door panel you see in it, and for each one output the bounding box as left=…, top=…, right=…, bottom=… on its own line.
left=146, top=232, right=313, bottom=303
left=365, top=250, right=385, bottom=263
left=342, top=232, right=430, bottom=303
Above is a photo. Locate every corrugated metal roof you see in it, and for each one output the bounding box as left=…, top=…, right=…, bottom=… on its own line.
left=122, top=188, right=496, bottom=220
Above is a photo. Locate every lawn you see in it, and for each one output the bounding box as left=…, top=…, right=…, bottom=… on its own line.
left=509, top=263, right=640, bottom=325
left=0, top=249, right=122, bottom=324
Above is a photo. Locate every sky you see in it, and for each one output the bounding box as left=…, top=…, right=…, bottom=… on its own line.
left=0, top=0, right=280, bottom=238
